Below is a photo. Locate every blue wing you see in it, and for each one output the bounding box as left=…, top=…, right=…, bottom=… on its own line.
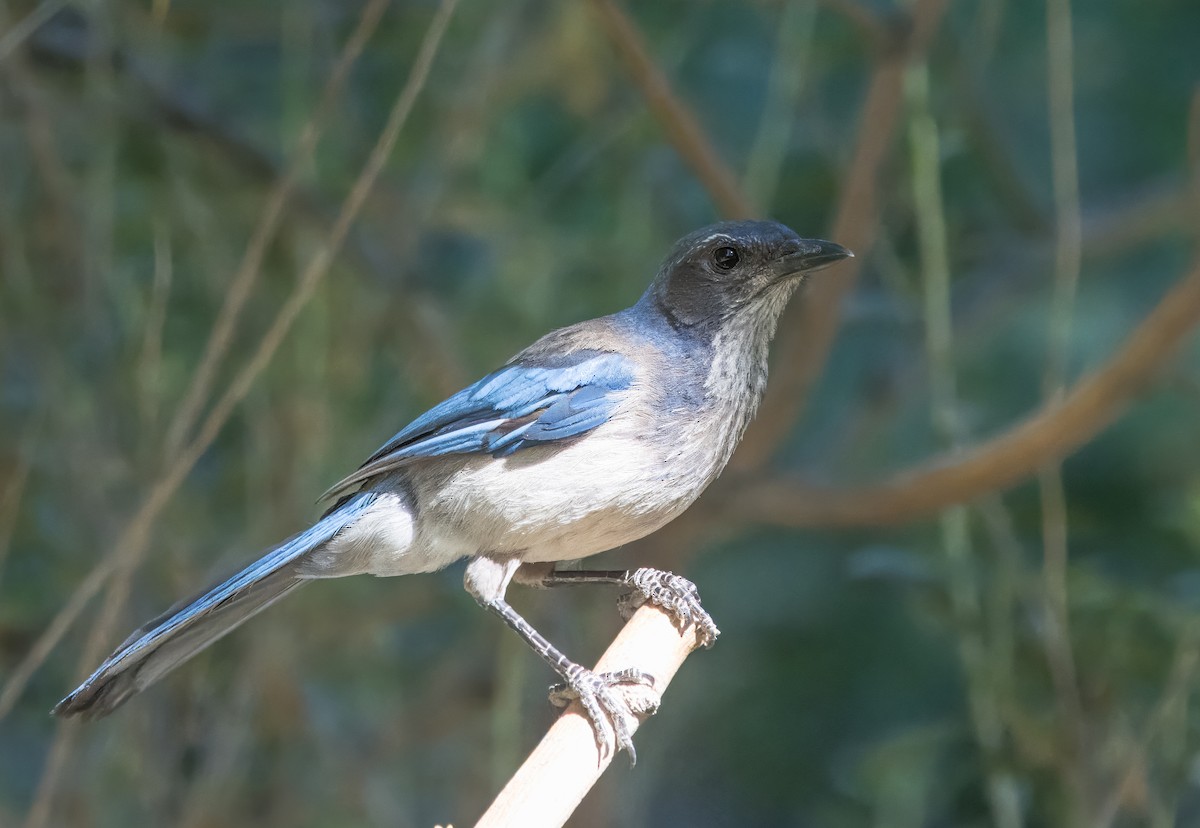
left=321, top=350, right=634, bottom=500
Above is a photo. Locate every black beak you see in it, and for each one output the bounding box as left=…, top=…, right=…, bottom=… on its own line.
left=774, top=238, right=854, bottom=277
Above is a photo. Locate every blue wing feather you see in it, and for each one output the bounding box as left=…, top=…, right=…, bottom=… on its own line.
left=320, top=350, right=634, bottom=499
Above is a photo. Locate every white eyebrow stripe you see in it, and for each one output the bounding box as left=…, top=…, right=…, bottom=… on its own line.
left=695, top=232, right=733, bottom=245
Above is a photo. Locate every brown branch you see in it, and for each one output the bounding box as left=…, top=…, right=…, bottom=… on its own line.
left=1082, top=181, right=1191, bottom=257
left=714, top=252, right=1200, bottom=529
left=586, top=0, right=948, bottom=477
left=730, top=0, right=950, bottom=472
left=473, top=603, right=704, bottom=828
left=588, top=0, right=756, bottom=220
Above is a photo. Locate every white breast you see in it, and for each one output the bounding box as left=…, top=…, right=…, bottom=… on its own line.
left=408, top=413, right=703, bottom=564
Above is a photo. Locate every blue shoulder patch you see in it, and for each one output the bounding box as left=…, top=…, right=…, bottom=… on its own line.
left=321, top=350, right=634, bottom=499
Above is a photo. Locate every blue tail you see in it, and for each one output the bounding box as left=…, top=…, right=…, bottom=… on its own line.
left=53, top=493, right=377, bottom=719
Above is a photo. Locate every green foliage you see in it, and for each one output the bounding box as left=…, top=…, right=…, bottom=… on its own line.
left=1, top=0, right=1198, bottom=825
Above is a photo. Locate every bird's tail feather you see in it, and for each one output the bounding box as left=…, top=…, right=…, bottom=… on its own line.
left=53, top=493, right=377, bottom=719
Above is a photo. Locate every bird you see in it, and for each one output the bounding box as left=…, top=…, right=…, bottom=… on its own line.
left=53, top=219, right=851, bottom=762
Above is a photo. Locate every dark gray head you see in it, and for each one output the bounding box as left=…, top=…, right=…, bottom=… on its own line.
left=644, top=220, right=851, bottom=329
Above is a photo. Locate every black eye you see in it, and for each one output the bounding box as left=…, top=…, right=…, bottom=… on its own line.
left=712, top=246, right=740, bottom=270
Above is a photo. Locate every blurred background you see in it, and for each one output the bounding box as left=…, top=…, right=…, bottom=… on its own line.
left=1, top=0, right=1199, bottom=825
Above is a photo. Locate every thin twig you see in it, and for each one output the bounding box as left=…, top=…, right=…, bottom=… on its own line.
left=743, top=0, right=817, bottom=211
left=0, top=558, right=116, bottom=722
left=162, top=0, right=390, bottom=458
left=711, top=249, right=1200, bottom=528
left=0, top=0, right=391, bottom=725
left=1092, top=622, right=1200, bottom=828
left=0, top=5, right=78, bottom=256
left=1189, top=85, right=1200, bottom=211
left=0, top=413, right=40, bottom=593
left=0, top=0, right=67, bottom=61
left=731, top=0, right=950, bottom=472
left=1043, top=0, right=1084, bottom=404
left=0, top=0, right=459, bottom=730
left=1038, top=2, right=1087, bottom=817
left=137, top=220, right=173, bottom=436
left=948, top=34, right=1049, bottom=236
left=474, top=603, right=704, bottom=828
left=974, top=496, right=1026, bottom=732
left=18, top=7, right=457, bottom=823
left=906, top=59, right=1023, bottom=828
left=22, top=15, right=119, bottom=825
left=588, top=0, right=756, bottom=219
left=1081, top=181, right=1191, bottom=257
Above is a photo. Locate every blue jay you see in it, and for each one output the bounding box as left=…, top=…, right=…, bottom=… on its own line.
left=54, top=220, right=851, bottom=761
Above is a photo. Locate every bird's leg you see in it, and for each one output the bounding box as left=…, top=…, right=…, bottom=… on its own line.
left=517, top=565, right=721, bottom=649
left=464, top=557, right=655, bottom=763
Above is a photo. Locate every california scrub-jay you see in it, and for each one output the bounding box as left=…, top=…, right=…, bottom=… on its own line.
left=54, top=220, right=851, bottom=760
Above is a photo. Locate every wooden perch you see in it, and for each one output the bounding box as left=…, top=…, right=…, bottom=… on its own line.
left=474, top=603, right=704, bottom=828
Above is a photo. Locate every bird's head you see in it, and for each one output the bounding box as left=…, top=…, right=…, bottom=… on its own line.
left=645, top=220, right=852, bottom=330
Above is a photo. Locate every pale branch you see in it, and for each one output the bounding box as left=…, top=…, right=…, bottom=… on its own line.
left=473, top=603, right=705, bottom=828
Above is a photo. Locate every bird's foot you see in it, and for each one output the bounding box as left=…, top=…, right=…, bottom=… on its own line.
left=617, top=567, right=721, bottom=648
left=548, top=666, right=658, bottom=764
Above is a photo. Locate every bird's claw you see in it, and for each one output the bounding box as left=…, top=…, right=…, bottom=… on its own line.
left=617, top=567, right=721, bottom=648
left=548, top=666, right=658, bottom=764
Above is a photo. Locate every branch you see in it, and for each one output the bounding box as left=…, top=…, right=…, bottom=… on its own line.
left=474, top=604, right=704, bottom=828
left=715, top=252, right=1200, bottom=528
left=588, top=0, right=756, bottom=219
left=730, top=0, right=950, bottom=472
